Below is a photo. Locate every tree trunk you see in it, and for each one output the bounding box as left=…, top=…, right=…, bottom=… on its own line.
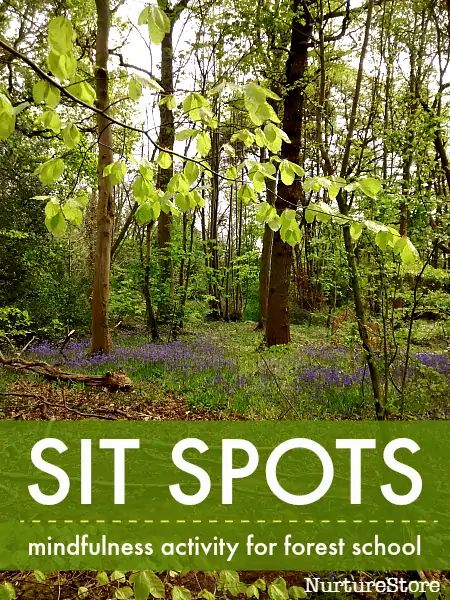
left=91, top=0, right=114, bottom=354
left=157, top=16, right=175, bottom=319
left=207, top=127, right=222, bottom=318
left=336, top=0, right=385, bottom=418
left=257, top=177, right=275, bottom=330
left=266, top=0, right=312, bottom=346
left=142, top=223, right=159, bottom=341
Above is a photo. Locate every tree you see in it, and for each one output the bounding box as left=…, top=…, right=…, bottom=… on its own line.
left=266, top=0, right=312, bottom=346
left=91, top=0, right=115, bottom=353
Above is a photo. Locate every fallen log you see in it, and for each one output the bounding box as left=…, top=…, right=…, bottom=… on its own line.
left=0, top=352, right=133, bottom=392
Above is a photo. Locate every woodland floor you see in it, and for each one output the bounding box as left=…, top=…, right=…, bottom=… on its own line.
left=0, top=320, right=448, bottom=598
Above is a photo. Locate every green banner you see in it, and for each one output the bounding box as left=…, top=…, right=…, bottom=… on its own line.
left=0, top=421, right=448, bottom=569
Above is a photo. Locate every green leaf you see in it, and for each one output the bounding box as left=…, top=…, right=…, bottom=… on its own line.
left=45, top=208, right=66, bottom=236
left=192, top=189, right=205, bottom=207
left=279, top=160, right=295, bottom=185
left=130, top=570, right=165, bottom=600
left=133, top=175, right=155, bottom=203
left=103, top=160, right=126, bottom=185
left=129, top=76, right=143, bottom=100
left=246, top=585, right=259, bottom=599
left=315, top=201, right=333, bottom=223
left=268, top=578, right=289, bottom=600
left=77, top=586, right=89, bottom=599
left=139, top=161, right=154, bottom=180
left=288, top=586, right=307, bottom=600
left=304, top=204, right=317, bottom=223
left=34, top=157, right=65, bottom=185
left=115, top=588, right=134, bottom=599
left=0, top=583, right=16, bottom=600
left=258, top=161, right=277, bottom=178
left=244, top=82, right=266, bottom=107
left=263, top=123, right=282, bottom=153
left=357, top=176, right=382, bottom=199
left=222, top=143, right=235, bottom=157
left=255, top=128, right=267, bottom=147
left=182, top=92, right=211, bottom=122
left=47, top=50, right=77, bottom=81
left=256, top=201, right=273, bottom=222
left=176, top=128, right=198, bottom=141
left=230, top=129, right=255, bottom=147
left=138, top=6, right=149, bottom=25
left=196, top=131, right=211, bottom=157
left=350, top=221, right=364, bottom=241
left=48, top=16, right=74, bottom=55
left=264, top=122, right=290, bottom=146
left=175, top=192, right=196, bottom=211
left=96, top=571, right=109, bottom=585
left=249, top=101, right=280, bottom=125
left=183, top=160, right=200, bottom=184
left=35, top=109, right=61, bottom=133
left=375, top=229, right=392, bottom=251
left=168, top=173, right=189, bottom=194
left=225, top=166, right=238, bottom=180
left=44, top=198, right=61, bottom=219
left=62, top=199, right=83, bottom=225
left=136, top=201, right=160, bottom=224
left=268, top=214, right=281, bottom=231
left=238, top=183, right=257, bottom=205
left=0, top=93, right=16, bottom=140
left=33, top=571, right=46, bottom=583
left=251, top=171, right=266, bottom=193
left=62, top=123, right=81, bottom=148
left=160, top=192, right=179, bottom=215
left=157, top=151, right=172, bottom=169
left=172, top=587, right=192, bottom=600
left=303, top=177, right=322, bottom=193
left=208, top=80, right=228, bottom=95
left=110, top=571, right=126, bottom=583
left=69, top=81, right=96, bottom=105
left=159, top=93, right=177, bottom=107
left=280, top=210, right=301, bottom=246
left=254, top=579, right=266, bottom=591
left=33, top=80, right=60, bottom=108
left=72, top=189, right=90, bottom=208
left=328, top=182, right=342, bottom=200
left=217, top=571, right=246, bottom=596
left=400, top=238, right=420, bottom=265
left=198, top=590, right=215, bottom=600
left=147, top=5, right=171, bottom=44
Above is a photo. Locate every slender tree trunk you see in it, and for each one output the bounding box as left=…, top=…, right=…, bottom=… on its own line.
left=266, top=0, right=312, bottom=346
left=178, top=208, right=197, bottom=327
left=157, top=12, right=175, bottom=320
left=207, top=127, right=222, bottom=318
left=335, top=0, right=385, bottom=418
left=91, top=0, right=114, bottom=354
left=142, top=224, right=159, bottom=341
left=257, top=177, right=275, bottom=330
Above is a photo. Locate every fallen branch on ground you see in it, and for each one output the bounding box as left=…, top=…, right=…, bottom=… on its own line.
left=0, top=352, right=133, bottom=392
